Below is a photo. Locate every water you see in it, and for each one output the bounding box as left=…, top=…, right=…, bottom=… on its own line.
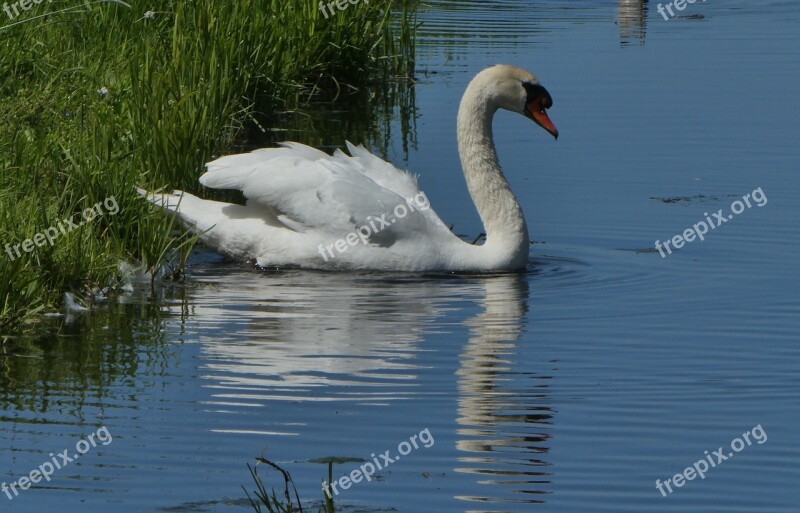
left=2, top=1, right=799, bottom=512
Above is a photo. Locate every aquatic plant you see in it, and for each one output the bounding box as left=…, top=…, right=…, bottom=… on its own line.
left=244, top=456, right=335, bottom=513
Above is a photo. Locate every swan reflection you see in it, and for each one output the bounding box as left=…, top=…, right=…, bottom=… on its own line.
left=456, top=274, right=554, bottom=507
left=184, top=266, right=554, bottom=508
left=188, top=269, right=451, bottom=403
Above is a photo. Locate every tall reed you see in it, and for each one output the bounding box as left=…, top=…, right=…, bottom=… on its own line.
left=0, top=0, right=417, bottom=333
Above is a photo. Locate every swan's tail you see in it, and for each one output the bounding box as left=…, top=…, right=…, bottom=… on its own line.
left=137, top=188, right=184, bottom=215
left=137, top=188, right=269, bottom=261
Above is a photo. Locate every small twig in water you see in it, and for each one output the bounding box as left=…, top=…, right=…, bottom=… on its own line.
left=471, top=232, right=486, bottom=245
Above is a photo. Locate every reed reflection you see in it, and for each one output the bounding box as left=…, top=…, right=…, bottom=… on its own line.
left=618, top=0, right=649, bottom=46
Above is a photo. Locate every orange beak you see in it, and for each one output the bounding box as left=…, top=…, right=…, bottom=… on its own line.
left=525, top=99, right=559, bottom=140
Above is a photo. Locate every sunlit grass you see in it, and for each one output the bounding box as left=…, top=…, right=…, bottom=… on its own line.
left=0, top=0, right=417, bottom=332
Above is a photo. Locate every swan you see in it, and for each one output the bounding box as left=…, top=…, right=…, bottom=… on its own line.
left=142, top=64, right=558, bottom=272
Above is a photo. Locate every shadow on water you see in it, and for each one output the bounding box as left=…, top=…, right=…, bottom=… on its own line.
left=0, top=300, right=173, bottom=415
left=236, top=77, right=418, bottom=163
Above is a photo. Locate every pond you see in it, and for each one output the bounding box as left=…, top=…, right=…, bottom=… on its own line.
left=2, top=1, right=799, bottom=512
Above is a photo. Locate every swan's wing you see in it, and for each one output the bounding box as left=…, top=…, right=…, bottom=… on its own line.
left=333, top=141, right=421, bottom=199
left=199, top=142, right=453, bottom=243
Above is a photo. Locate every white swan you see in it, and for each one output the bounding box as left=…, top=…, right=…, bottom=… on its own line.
left=143, top=64, right=558, bottom=272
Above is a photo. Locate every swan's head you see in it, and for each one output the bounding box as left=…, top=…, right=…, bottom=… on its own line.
left=477, top=64, right=559, bottom=140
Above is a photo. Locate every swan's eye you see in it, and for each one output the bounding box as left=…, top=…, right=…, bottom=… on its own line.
left=522, top=82, right=553, bottom=111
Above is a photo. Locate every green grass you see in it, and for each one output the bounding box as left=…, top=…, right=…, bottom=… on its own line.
left=0, top=0, right=417, bottom=333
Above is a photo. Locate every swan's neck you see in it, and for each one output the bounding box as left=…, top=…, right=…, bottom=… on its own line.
left=457, top=85, right=529, bottom=266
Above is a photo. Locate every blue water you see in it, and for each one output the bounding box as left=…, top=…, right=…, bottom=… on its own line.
left=2, top=1, right=799, bottom=512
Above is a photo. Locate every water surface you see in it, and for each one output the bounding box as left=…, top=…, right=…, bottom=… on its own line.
left=2, top=1, right=799, bottom=512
